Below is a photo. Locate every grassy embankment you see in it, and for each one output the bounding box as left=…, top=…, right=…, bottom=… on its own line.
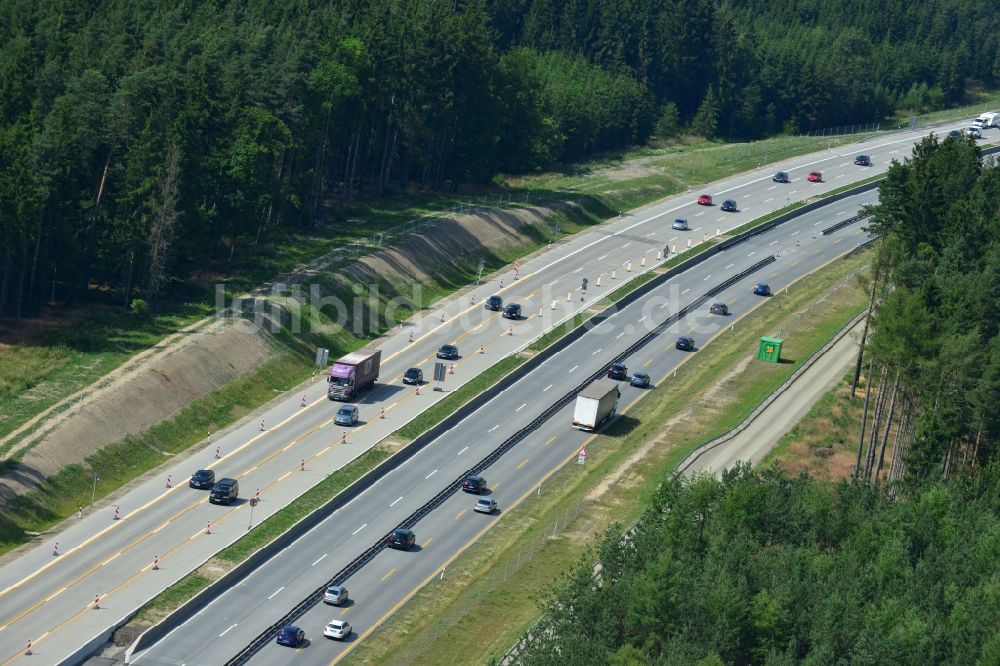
left=343, top=248, right=872, bottom=666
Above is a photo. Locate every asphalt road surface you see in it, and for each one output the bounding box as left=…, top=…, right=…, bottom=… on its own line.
left=0, top=122, right=992, bottom=666
left=133, top=189, right=873, bottom=666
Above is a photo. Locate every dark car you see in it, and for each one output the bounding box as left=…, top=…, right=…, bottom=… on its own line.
left=676, top=336, right=695, bottom=351
left=630, top=373, right=650, bottom=388
left=463, top=474, right=487, bottom=493
left=403, top=367, right=423, bottom=385
left=209, top=478, right=239, bottom=505
left=276, top=625, right=305, bottom=648
left=189, top=469, right=215, bottom=489
left=721, top=199, right=738, bottom=212
left=854, top=154, right=871, bottom=166
left=607, top=362, right=628, bottom=380
left=503, top=303, right=521, bottom=320
left=436, top=344, right=459, bottom=360
left=387, top=527, right=416, bottom=550
left=773, top=171, right=789, bottom=183
left=947, top=129, right=962, bottom=139
left=710, top=302, right=729, bottom=315
left=753, top=283, right=772, bottom=296
left=697, top=194, right=713, bottom=206
left=484, top=295, right=503, bottom=311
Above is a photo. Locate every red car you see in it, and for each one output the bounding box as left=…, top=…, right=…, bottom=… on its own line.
left=697, top=194, right=713, bottom=206
left=807, top=171, right=822, bottom=182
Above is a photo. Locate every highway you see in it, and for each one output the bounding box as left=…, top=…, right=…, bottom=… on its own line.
left=132, top=188, right=874, bottom=666
left=0, top=122, right=991, bottom=666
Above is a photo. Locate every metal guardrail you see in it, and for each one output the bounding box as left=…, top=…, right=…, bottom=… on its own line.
left=822, top=211, right=870, bottom=236
left=225, top=257, right=776, bottom=664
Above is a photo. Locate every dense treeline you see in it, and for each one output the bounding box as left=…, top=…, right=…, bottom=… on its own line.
left=856, top=135, right=1000, bottom=484
left=512, top=464, right=1000, bottom=665
left=0, top=0, right=997, bottom=317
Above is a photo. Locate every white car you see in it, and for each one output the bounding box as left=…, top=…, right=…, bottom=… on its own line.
left=964, top=126, right=983, bottom=139
left=324, top=619, right=351, bottom=640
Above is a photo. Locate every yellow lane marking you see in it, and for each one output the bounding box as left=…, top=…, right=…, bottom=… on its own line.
left=544, top=436, right=557, bottom=447
left=516, top=459, right=529, bottom=470
left=381, top=569, right=397, bottom=583
left=454, top=509, right=467, bottom=521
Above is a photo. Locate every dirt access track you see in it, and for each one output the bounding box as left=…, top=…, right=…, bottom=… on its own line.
left=0, top=201, right=567, bottom=504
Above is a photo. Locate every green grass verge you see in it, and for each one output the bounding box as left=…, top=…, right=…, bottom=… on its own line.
left=394, top=356, right=527, bottom=441
left=344, top=248, right=872, bottom=666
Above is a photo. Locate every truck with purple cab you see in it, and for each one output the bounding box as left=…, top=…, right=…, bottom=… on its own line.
left=327, top=349, right=381, bottom=401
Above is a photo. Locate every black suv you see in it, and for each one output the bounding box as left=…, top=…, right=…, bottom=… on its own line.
left=403, top=367, right=423, bottom=385
left=387, top=528, right=416, bottom=550
left=676, top=336, right=695, bottom=352
left=189, top=469, right=215, bottom=489
left=463, top=474, right=487, bottom=493
left=854, top=154, right=871, bottom=166
left=607, top=363, right=628, bottom=380
left=209, top=478, right=239, bottom=505
left=502, top=303, right=521, bottom=320
left=709, top=302, right=729, bottom=315
left=436, top=344, right=459, bottom=360
left=484, top=295, right=503, bottom=311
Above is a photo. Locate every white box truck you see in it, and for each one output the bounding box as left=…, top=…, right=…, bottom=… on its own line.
left=572, top=379, right=620, bottom=431
left=973, top=112, right=998, bottom=129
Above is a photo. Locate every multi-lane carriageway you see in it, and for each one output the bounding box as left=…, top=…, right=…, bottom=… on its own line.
left=145, top=190, right=875, bottom=666
left=0, top=122, right=993, bottom=666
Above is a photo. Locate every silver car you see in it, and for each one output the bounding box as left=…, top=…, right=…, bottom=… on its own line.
left=324, top=619, right=351, bottom=640
left=671, top=218, right=689, bottom=231
left=334, top=405, right=358, bottom=426
left=474, top=498, right=497, bottom=514
left=323, top=585, right=348, bottom=605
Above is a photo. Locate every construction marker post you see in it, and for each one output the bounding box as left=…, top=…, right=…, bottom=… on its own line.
left=248, top=498, right=258, bottom=531
left=53, top=542, right=59, bottom=557
left=93, top=595, right=100, bottom=609
left=152, top=555, right=159, bottom=571
left=206, top=520, right=212, bottom=534
left=113, top=506, right=120, bottom=521
left=165, top=474, right=172, bottom=488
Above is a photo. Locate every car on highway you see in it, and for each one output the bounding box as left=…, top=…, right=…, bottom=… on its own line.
left=276, top=625, right=305, bottom=647
left=436, top=344, right=459, bottom=360
left=484, top=295, right=503, bottom=311
left=334, top=405, right=359, bottom=426
left=402, top=367, right=423, bottom=385
left=964, top=126, right=983, bottom=139
left=710, top=302, right=729, bottom=315
left=323, top=585, right=349, bottom=605
left=697, top=194, right=713, bottom=206
left=189, top=469, right=215, bottom=489
left=503, top=303, right=522, bottom=319
left=209, top=478, right=239, bottom=505
left=772, top=171, right=789, bottom=183
left=324, top=619, right=352, bottom=640
left=753, top=283, right=772, bottom=296
left=672, top=218, right=689, bottom=230
left=853, top=154, right=871, bottom=166
left=387, top=527, right=416, bottom=550
left=607, top=362, right=628, bottom=380
left=474, top=497, right=498, bottom=514
left=721, top=199, right=738, bottom=212
left=676, top=336, right=695, bottom=351
left=463, top=474, right=487, bottom=493
left=947, top=129, right=962, bottom=139
left=807, top=171, right=822, bottom=182
left=630, top=372, right=650, bottom=388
